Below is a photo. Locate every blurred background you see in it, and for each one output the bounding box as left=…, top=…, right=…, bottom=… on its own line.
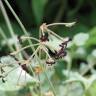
left=0, top=0, right=96, bottom=96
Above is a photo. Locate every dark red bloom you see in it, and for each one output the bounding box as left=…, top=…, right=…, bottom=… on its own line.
left=40, top=33, right=49, bottom=42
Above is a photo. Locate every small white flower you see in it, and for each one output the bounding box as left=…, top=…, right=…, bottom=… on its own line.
left=73, top=33, right=89, bottom=46
left=76, top=47, right=86, bottom=55
left=91, top=49, right=96, bottom=57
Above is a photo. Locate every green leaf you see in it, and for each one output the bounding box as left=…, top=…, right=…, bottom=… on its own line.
left=85, top=80, right=96, bottom=96
left=85, top=27, right=96, bottom=47
left=60, top=82, right=84, bottom=96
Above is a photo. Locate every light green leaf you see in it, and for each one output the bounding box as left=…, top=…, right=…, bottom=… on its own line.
left=85, top=80, right=96, bottom=96
left=60, top=82, right=84, bottom=96
left=85, top=27, right=96, bottom=47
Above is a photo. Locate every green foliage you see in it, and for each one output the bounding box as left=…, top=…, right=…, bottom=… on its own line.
left=0, top=0, right=96, bottom=96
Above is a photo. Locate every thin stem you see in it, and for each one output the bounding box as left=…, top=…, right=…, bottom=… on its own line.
left=0, top=27, right=14, bottom=51
left=25, top=71, right=26, bottom=85
left=0, top=0, right=23, bottom=60
left=16, top=69, right=22, bottom=86
left=38, top=45, right=42, bottom=96
left=47, top=22, right=76, bottom=27
left=34, top=49, right=57, bottom=96
left=0, top=0, right=16, bottom=49
left=11, top=43, right=39, bottom=55
left=21, top=36, right=40, bottom=42
left=39, top=28, right=42, bottom=39
left=37, top=61, right=57, bottom=96
left=54, top=0, right=67, bottom=22
left=28, top=46, right=40, bottom=62
left=44, top=69, right=57, bottom=96
left=46, top=28, right=64, bottom=41
left=22, top=51, right=29, bottom=59
left=28, top=63, right=35, bottom=77
left=42, top=46, right=51, bottom=59
left=67, top=62, right=72, bottom=78
left=4, top=0, right=35, bottom=52
left=38, top=74, right=42, bottom=96
left=17, top=35, right=36, bottom=77
left=4, top=0, right=27, bottom=35
left=0, top=59, right=28, bottom=69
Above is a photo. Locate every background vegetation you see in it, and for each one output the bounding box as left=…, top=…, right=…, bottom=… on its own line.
left=0, top=0, right=96, bottom=96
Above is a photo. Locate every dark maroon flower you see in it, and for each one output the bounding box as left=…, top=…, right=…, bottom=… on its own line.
left=46, top=58, right=55, bottom=66
left=49, top=37, right=71, bottom=59
left=0, top=75, right=6, bottom=83
left=40, top=33, right=49, bottom=42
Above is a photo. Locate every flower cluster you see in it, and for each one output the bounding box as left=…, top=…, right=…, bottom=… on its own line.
left=0, top=22, right=75, bottom=85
